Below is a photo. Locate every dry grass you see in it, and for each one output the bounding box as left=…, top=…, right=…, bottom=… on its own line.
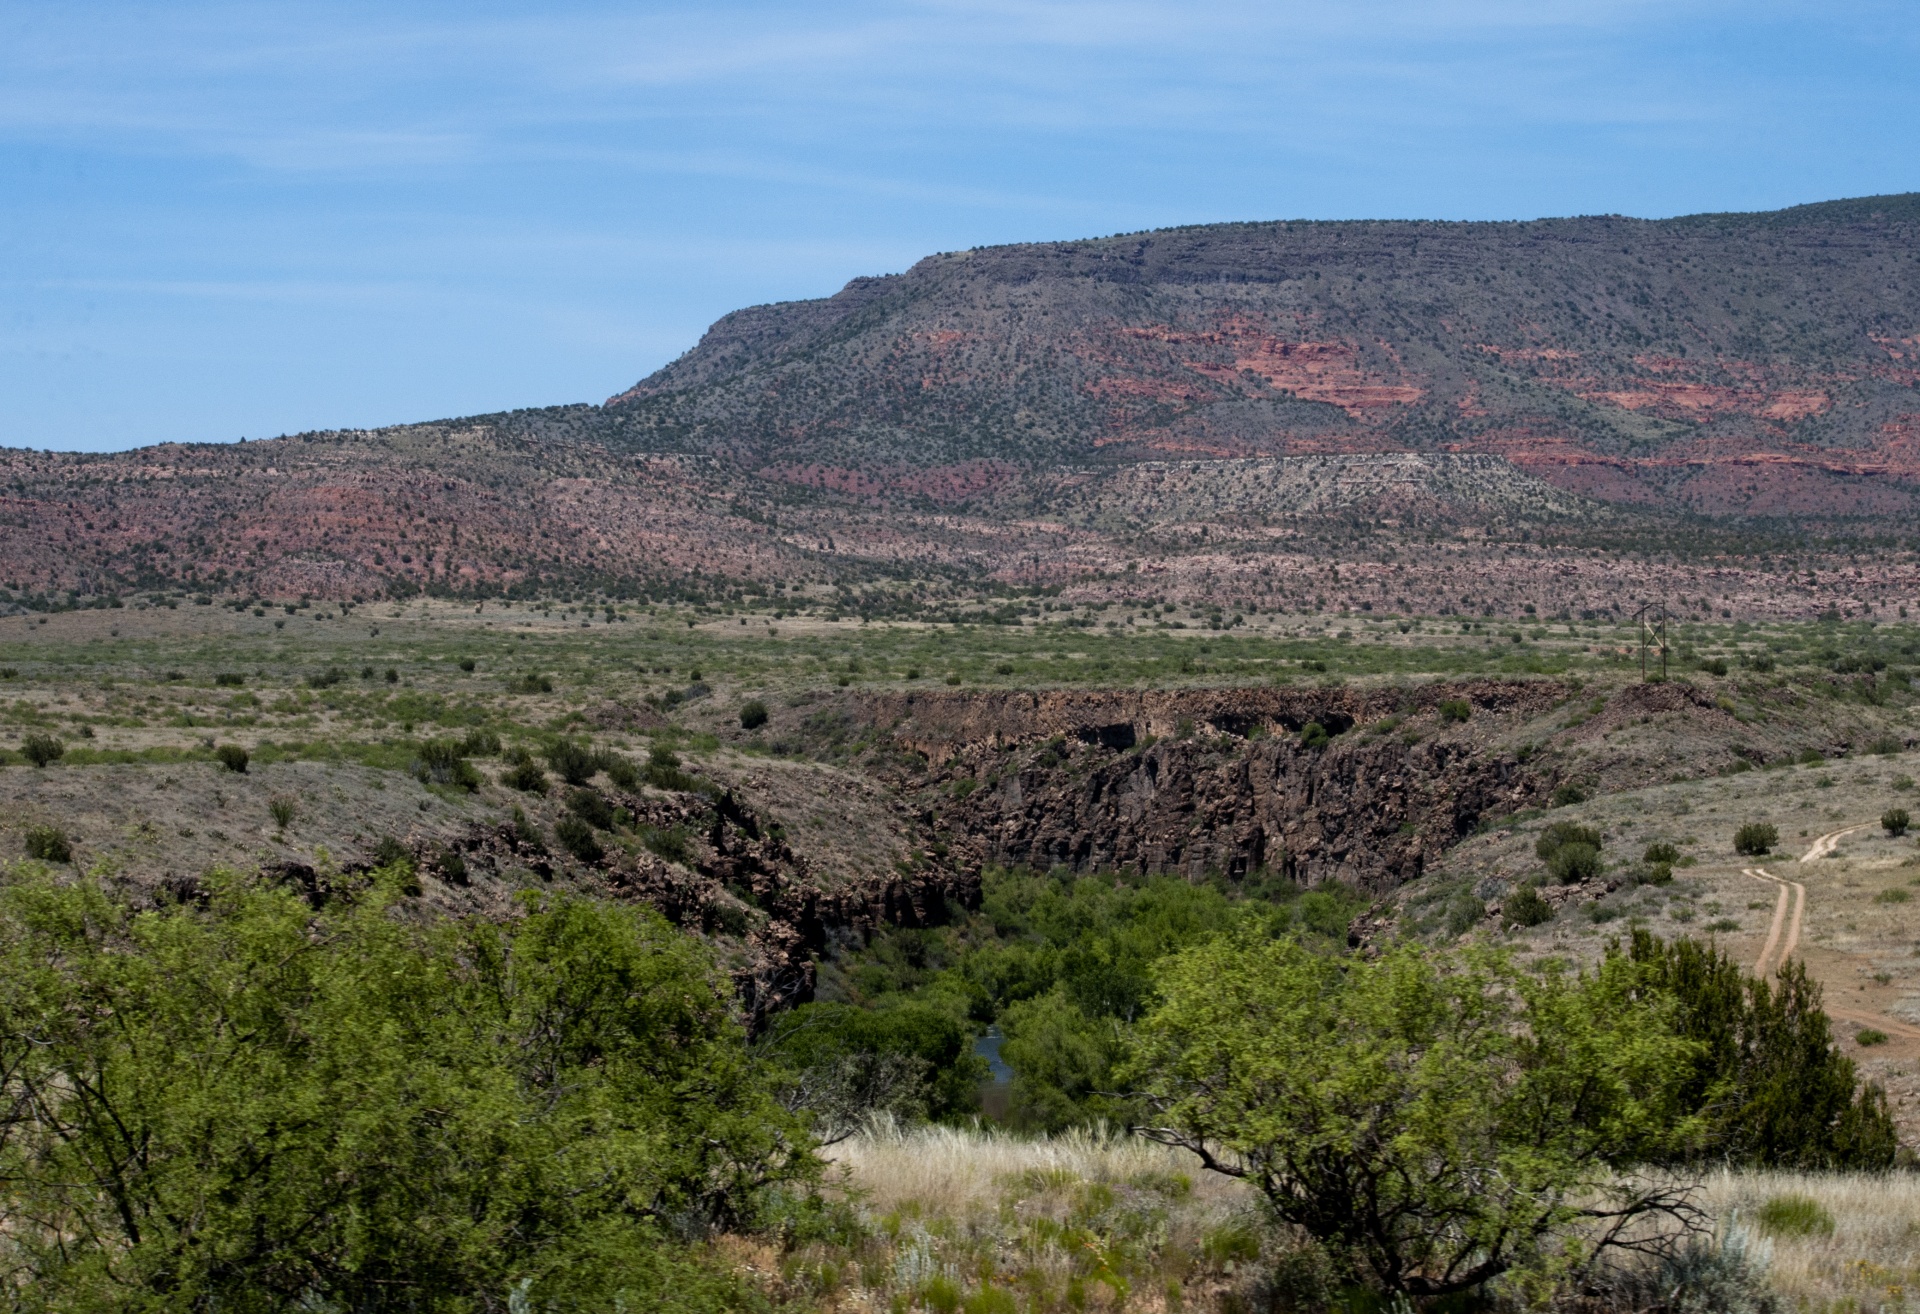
left=795, top=1124, right=1920, bottom=1312
left=1698, top=1168, right=1920, bottom=1311
left=824, top=1116, right=1251, bottom=1218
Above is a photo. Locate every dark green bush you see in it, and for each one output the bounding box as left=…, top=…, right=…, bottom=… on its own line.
left=1643, top=841, right=1681, bottom=866
left=567, top=788, right=616, bottom=831
left=1547, top=842, right=1603, bottom=884
left=459, top=728, right=501, bottom=758
left=21, top=734, right=63, bottom=768
left=554, top=815, right=604, bottom=863
left=373, top=836, right=412, bottom=869
left=1549, top=782, right=1586, bottom=807
left=545, top=738, right=599, bottom=787
left=513, top=673, right=554, bottom=694
left=501, top=760, right=548, bottom=794
left=739, top=699, right=770, bottom=731
left=1437, top=698, right=1472, bottom=724
left=1503, top=884, right=1554, bottom=927
left=1622, top=930, right=1897, bottom=1167
left=1734, top=822, right=1779, bottom=856
left=25, top=825, right=72, bottom=864
left=214, top=672, right=245, bottom=687
left=1883, top=808, right=1910, bottom=837
left=213, top=744, right=250, bottom=773
left=416, top=741, right=481, bottom=792
left=601, top=753, right=640, bottom=790
left=1536, top=821, right=1602, bottom=860
left=1299, top=721, right=1330, bottom=750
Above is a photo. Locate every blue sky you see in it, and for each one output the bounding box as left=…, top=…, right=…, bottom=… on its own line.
left=3, top=1, right=1915, bottom=452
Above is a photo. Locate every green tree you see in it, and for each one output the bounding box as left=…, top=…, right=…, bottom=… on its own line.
left=1126, top=935, right=1703, bottom=1298
left=0, top=870, right=809, bottom=1310
left=1621, top=930, right=1896, bottom=1168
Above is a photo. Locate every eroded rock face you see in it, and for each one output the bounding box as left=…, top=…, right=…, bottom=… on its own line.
left=859, top=681, right=1568, bottom=894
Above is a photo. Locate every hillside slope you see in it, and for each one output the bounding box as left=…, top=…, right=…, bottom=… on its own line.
left=604, top=195, right=1920, bottom=517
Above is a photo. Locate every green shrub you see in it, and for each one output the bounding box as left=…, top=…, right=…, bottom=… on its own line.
left=739, top=700, right=770, bottom=731
left=1129, top=934, right=1704, bottom=1297
left=459, top=728, right=501, bottom=758
left=554, top=815, right=604, bottom=863
left=269, top=796, right=297, bottom=830
left=0, top=873, right=805, bottom=1309
left=1537, top=822, right=1603, bottom=861
left=1756, top=1194, right=1835, bottom=1238
left=545, top=738, right=599, bottom=787
left=1733, top=822, right=1779, bottom=856
left=1547, top=842, right=1603, bottom=884
left=1643, top=841, right=1681, bottom=866
left=1437, top=698, right=1472, bottom=724
left=513, top=673, right=553, bottom=694
left=602, top=754, right=640, bottom=790
left=567, top=788, right=616, bottom=831
left=502, top=760, right=548, bottom=794
left=214, top=743, right=250, bottom=773
left=1298, top=721, right=1330, bottom=750
left=1856, top=1028, right=1889, bottom=1046
left=415, top=740, right=481, bottom=792
left=1883, top=808, right=1911, bottom=837
left=24, top=825, right=72, bottom=864
left=642, top=826, right=692, bottom=865
left=1876, top=888, right=1911, bottom=904
left=373, top=836, right=412, bottom=870
left=1504, top=884, right=1554, bottom=927
left=1549, top=782, right=1586, bottom=807
left=214, top=672, right=246, bottom=687
left=21, top=733, right=63, bottom=768
left=457, top=658, right=476, bottom=672
left=1623, top=931, right=1897, bottom=1168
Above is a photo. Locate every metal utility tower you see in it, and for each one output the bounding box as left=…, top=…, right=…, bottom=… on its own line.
left=1633, top=601, right=1668, bottom=682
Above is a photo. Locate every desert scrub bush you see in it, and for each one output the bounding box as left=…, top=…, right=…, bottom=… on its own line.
left=213, top=672, right=245, bottom=687
left=1298, top=721, right=1330, bottom=750
left=268, top=795, right=298, bottom=830
left=1855, top=1027, right=1889, bottom=1046
left=1547, top=843, right=1602, bottom=884
left=1537, top=822, right=1602, bottom=860
left=511, top=672, right=553, bottom=694
left=21, top=733, right=64, bottom=768
left=644, top=745, right=706, bottom=794
left=458, top=727, right=500, bottom=758
left=1643, top=840, right=1681, bottom=866
left=24, top=824, right=72, bottom=863
left=1883, top=807, right=1911, bottom=837
left=1734, top=822, right=1780, bottom=856
left=739, top=699, right=769, bottom=730
left=0, top=871, right=808, bottom=1309
left=554, top=815, right=604, bottom=864
left=1437, top=697, right=1472, bottom=724
left=1549, top=782, right=1587, bottom=807
left=415, top=740, right=481, bottom=792
left=1875, top=887, right=1910, bottom=904
left=500, top=748, right=548, bottom=794
left=1756, top=1193, right=1834, bottom=1238
left=544, top=738, right=599, bottom=787
left=1503, top=884, right=1553, bottom=927
left=600, top=753, right=639, bottom=790
left=566, top=788, right=616, bottom=831
left=641, top=825, right=692, bottom=865
left=213, top=743, right=250, bottom=773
